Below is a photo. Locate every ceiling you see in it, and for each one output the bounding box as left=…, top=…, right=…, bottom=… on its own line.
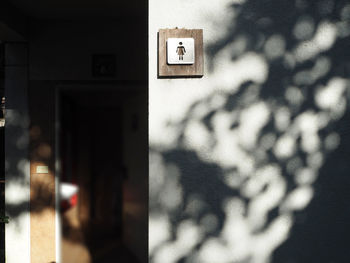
left=7, top=0, right=147, bottom=19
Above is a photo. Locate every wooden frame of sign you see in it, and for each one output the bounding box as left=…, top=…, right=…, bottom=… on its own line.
left=158, top=28, right=203, bottom=78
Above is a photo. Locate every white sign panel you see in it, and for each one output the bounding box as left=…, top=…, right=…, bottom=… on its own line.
left=36, top=165, right=49, bottom=174
left=167, top=38, right=195, bottom=65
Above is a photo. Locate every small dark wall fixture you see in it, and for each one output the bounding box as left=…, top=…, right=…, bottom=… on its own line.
left=92, top=54, right=116, bottom=77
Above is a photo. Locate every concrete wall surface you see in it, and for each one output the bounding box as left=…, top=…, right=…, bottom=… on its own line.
left=4, top=43, right=30, bottom=263
left=149, top=0, right=350, bottom=262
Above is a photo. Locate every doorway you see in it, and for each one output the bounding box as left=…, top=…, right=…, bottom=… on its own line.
left=57, top=85, right=148, bottom=263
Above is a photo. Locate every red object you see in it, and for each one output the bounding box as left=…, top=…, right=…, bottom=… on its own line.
left=70, top=194, right=78, bottom=206
left=61, top=193, right=78, bottom=212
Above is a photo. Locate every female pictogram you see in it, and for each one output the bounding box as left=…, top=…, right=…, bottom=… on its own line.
left=176, top=42, right=186, bottom=60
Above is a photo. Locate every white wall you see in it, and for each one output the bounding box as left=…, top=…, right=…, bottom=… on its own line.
left=149, top=0, right=236, bottom=148
left=5, top=43, right=30, bottom=263
left=149, top=0, right=350, bottom=262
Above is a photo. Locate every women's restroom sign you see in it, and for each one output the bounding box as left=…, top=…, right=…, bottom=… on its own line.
left=158, top=28, right=203, bottom=77
left=167, top=38, right=195, bottom=65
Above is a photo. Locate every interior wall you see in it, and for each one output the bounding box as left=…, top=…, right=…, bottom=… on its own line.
left=122, top=91, right=148, bottom=262
left=29, top=80, right=56, bottom=263
left=29, top=19, right=147, bottom=81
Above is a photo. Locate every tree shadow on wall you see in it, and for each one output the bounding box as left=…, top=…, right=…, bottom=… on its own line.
left=150, top=0, right=350, bottom=262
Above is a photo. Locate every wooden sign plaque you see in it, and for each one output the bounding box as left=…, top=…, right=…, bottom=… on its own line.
left=158, top=28, right=203, bottom=78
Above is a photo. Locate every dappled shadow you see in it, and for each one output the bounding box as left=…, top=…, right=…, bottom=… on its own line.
left=150, top=0, right=350, bottom=262
left=5, top=109, right=31, bottom=221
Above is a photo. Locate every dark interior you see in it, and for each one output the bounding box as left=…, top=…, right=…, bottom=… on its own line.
left=60, top=86, right=147, bottom=263
left=0, top=0, right=148, bottom=262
